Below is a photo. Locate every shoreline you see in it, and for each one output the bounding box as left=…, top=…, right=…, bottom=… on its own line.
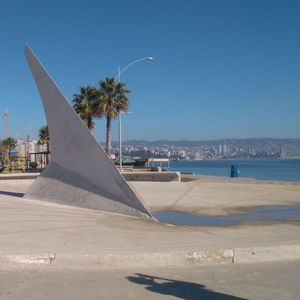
left=180, top=173, right=300, bottom=184
left=171, top=158, right=300, bottom=183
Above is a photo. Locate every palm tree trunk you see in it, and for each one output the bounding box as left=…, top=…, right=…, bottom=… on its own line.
left=87, top=116, right=93, bottom=130
left=46, top=142, right=50, bottom=166
left=106, top=115, right=112, bottom=155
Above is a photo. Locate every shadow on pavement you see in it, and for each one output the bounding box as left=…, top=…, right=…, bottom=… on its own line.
left=127, top=273, right=247, bottom=300
left=0, top=191, right=25, bottom=198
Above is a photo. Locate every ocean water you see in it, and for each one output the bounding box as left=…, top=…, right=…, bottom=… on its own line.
left=170, top=159, right=300, bottom=182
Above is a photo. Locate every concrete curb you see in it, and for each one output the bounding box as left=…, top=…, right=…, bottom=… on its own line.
left=0, top=173, right=39, bottom=180
left=1, top=244, right=299, bottom=270
left=233, top=244, right=300, bottom=263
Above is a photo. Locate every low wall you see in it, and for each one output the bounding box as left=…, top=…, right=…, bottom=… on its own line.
left=123, top=172, right=181, bottom=182
left=0, top=171, right=181, bottom=182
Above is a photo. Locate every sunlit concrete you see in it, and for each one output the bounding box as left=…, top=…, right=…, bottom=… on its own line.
left=0, top=178, right=299, bottom=270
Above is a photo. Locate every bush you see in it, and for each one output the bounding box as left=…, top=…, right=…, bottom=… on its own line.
left=29, top=162, right=38, bottom=170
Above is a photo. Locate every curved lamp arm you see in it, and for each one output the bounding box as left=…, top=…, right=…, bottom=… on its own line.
left=116, top=57, right=154, bottom=82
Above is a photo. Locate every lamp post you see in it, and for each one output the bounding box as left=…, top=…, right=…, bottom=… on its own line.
left=117, top=56, right=154, bottom=173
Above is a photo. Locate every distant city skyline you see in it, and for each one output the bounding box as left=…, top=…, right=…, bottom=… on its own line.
left=14, top=137, right=300, bottom=161
left=0, top=0, right=299, bottom=141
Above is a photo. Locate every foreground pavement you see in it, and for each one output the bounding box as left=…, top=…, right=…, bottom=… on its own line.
left=1, top=261, right=300, bottom=299
left=0, top=178, right=299, bottom=270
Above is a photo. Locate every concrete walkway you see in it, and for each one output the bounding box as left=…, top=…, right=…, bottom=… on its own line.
left=1, top=261, right=300, bottom=299
left=0, top=178, right=299, bottom=270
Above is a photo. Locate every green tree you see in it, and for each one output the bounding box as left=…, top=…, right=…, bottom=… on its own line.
left=72, top=86, right=101, bottom=130
left=98, top=77, right=129, bottom=155
left=38, top=125, right=50, bottom=165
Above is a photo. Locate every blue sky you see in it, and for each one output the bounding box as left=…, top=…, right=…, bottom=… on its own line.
left=0, top=0, right=299, bottom=142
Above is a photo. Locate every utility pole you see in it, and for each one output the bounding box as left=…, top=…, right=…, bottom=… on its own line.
left=26, top=134, right=30, bottom=171
left=4, top=109, right=8, bottom=138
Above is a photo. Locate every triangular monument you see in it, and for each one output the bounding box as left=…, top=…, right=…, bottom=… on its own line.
left=24, top=45, right=152, bottom=218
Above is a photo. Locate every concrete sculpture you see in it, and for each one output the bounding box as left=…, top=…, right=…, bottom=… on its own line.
left=24, top=45, right=152, bottom=218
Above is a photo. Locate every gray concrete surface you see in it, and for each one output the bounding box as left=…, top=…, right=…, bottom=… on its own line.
left=0, top=179, right=299, bottom=270
left=1, top=261, right=300, bottom=299
left=132, top=177, right=300, bottom=215
left=24, top=45, right=151, bottom=218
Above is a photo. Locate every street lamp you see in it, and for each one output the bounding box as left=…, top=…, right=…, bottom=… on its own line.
left=117, top=56, right=154, bottom=173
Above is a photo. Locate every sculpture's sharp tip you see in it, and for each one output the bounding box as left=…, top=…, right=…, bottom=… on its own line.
left=24, top=45, right=31, bottom=58
left=24, top=43, right=30, bottom=53
left=24, top=44, right=41, bottom=68
left=24, top=44, right=35, bottom=59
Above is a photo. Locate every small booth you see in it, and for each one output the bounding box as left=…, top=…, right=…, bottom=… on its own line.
left=146, top=158, right=171, bottom=171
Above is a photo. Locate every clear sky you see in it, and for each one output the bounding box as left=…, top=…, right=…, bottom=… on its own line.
left=0, top=0, right=299, bottom=142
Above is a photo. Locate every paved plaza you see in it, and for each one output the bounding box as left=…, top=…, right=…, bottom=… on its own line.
left=0, top=178, right=299, bottom=268
left=0, top=177, right=300, bottom=298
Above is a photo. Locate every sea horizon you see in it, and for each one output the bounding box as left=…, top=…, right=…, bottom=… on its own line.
left=169, top=158, right=300, bottom=182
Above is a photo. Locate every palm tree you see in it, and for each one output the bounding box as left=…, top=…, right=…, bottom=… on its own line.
left=2, top=137, right=17, bottom=153
left=38, top=125, right=50, bottom=165
left=98, top=77, right=129, bottom=155
left=1, top=137, right=17, bottom=170
left=72, top=86, right=101, bottom=131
